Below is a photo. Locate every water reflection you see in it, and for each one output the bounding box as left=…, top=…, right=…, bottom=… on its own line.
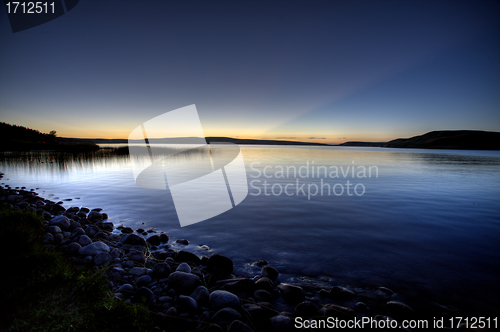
left=0, top=149, right=131, bottom=174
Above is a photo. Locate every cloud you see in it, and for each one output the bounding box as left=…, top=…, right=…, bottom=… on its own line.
left=309, top=137, right=327, bottom=139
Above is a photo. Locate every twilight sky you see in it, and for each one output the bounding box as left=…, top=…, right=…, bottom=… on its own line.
left=1, top=0, right=499, bottom=144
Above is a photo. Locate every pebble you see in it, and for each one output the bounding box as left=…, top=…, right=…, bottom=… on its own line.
left=176, top=262, right=192, bottom=273
left=176, top=239, right=189, bottom=245
left=121, top=227, right=133, bottom=233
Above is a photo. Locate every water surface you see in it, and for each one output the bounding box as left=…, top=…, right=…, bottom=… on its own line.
left=1, top=145, right=499, bottom=314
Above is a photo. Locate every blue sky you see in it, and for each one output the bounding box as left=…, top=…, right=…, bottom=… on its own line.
left=1, top=0, right=499, bottom=143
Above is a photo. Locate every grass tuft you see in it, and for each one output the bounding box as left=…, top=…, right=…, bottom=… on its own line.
left=0, top=208, right=154, bottom=332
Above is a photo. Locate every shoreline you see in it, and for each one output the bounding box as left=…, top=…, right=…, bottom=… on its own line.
left=0, top=176, right=496, bottom=331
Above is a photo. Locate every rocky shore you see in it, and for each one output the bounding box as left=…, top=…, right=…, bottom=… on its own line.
left=0, top=175, right=483, bottom=331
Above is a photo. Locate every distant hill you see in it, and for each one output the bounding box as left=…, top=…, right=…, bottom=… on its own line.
left=338, top=141, right=387, bottom=147
left=205, top=137, right=330, bottom=146
left=384, top=130, right=500, bottom=150
left=73, top=137, right=331, bottom=146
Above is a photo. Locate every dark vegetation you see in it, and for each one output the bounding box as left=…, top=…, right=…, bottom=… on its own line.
left=0, top=207, right=154, bottom=332
left=0, top=122, right=99, bottom=152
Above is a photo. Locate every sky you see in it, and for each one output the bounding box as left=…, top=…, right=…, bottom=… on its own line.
left=0, top=0, right=499, bottom=144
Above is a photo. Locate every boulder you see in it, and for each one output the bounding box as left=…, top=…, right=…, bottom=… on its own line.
left=47, top=225, right=62, bottom=234
left=177, top=250, right=201, bottom=265
left=209, top=290, right=240, bottom=310
left=255, top=277, right=274, bottom=292
left=50, top=215, right=71, bottom=230
left=78, top=241, right=109, bottom=256
left=133, top=287, right=156, bottom=306
left=253, top=289, right=272, bottom=302
left=70, top=227, right=85, bottom=239
left=53, top=233, right=64, bottom=244
left=212, top=307, right=241, bottom=325
left=129, top=267, right=148, bottom=276
left=136, top=275, right=152, bottom=288
left=177, top=295, right=198, bottom=313
left=261, top=265, right=279, bottom=280
left=153, top=262, right=171, bottom=279
left=87, top=211, right=102, bottom=221
left=176, top=262, right=192, bottom=273
left=387, top=301, right=414, bottom=317
left=109, top=267, right=125, bottom=279
left=159, top=233, right=169, bottom=243
left=78, top=235, right=92, bottom=247
left=117, top=283, right=134, bottom=295
left=207, top=254, right=233, bottom=275
left=269, top=315, right=292, bottom=332
left=167, top=271, right=202, bottom=295
left=322, top=304, right=356, bottom=318
left=66, top=242, right=82, bottom=254
left=120, top=233, right=146, bottom=246
left=94, top=252, right=112, bottom=266
left=294, top=301, right=319, bottom=317
left=219, top=278, right=255, bottom=294
left=326, top=286, right=356, bottom=300
left=228, top=320, right=254, bottom=332
left=190, top=285, right=210, bottom=305
left=277, top=283, right=305, bottom=304
left=128, top=250, right=146, bottom=263
left=41, top=232, right=54, bottom=244
left=146, top=234, right=160, bottom=246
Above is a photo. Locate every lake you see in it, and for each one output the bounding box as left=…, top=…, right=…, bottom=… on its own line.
left=1, top=145, right=499, bottom=315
